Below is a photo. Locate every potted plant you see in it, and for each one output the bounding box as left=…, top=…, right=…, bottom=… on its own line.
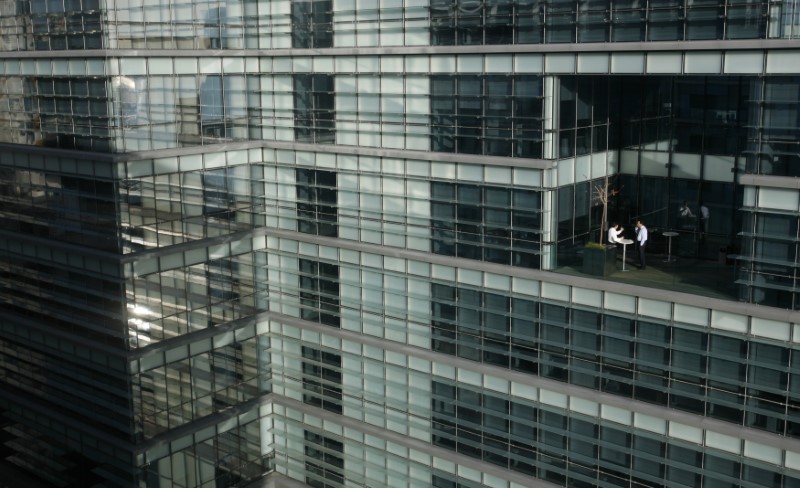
left=582, top=241, right=616, bottom=276
left=582, top=179, right=621, bottom=276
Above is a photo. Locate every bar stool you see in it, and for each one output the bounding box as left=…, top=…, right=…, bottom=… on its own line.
left=663, top=231, right=679, bottom=262
left=620, top=238, right=633, bottom=272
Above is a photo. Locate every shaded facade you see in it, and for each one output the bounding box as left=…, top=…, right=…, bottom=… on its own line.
left=1, top=0, right=800, bottom=487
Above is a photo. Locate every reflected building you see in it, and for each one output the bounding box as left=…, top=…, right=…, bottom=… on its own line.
left=1, top=0, right=800, bottom=487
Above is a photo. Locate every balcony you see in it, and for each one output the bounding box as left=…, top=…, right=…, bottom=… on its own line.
left=557, top=229, right=739, bottom=302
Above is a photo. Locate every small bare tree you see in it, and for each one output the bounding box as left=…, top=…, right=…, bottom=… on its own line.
left=593, top=179, right=621, bottom=245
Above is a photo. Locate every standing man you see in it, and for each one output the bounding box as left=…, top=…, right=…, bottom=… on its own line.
left=635, top=220, right=648, bottom=270
left=699, top=202, right=709, bottom=236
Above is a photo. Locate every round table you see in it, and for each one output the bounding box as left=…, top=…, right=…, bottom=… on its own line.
left=619, top=239, right=634, bottom=272
left=663, top=231, right=679, bottom=262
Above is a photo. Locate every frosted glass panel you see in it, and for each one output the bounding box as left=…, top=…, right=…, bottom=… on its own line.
left=671, top=153, right=701, bottom=179
left=634, top=413, right=667, bottom=434
left=639, top=151, right=669, bottom=177
left=758, top=188, right=799, bottom=211
left=703, top=155, right=734, bottom=182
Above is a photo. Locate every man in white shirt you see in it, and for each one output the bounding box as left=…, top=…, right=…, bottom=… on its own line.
left=700, top=202, right=709, bottom=235
left=679, top=201, right=694, bottom=218
left=608, top=223, right=624, bottom=244
left=635, top=220, right=648, bottom=269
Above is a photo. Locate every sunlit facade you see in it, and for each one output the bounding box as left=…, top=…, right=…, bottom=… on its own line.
left=1, top=0, right=800, bottom=487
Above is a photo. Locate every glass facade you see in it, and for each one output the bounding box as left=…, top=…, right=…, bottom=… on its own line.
left=430, top=0, right=775, bottom=45
left=431, top=75, right=545, bottom=158
left=738, top=210, right=800, bottom=308
left=431, top=181, right=542, bottom=268
left=297, top=168, right=338, bottom=237
left=431, top=379, right=800, bottom=487
left=2, top=0, right=799, bottom=53
left=432, top=282, right=800, bottom=437
left=294, top=74, right=336, bottom=144
left=304, top=429, right=345, bottom=487
left=302, top=346, right=344, bottom=414
left=298, top=258, right=341, bottom=327
left=1, top=1, right=800, bottom=487
left=292, top=0, right=334, bottom=49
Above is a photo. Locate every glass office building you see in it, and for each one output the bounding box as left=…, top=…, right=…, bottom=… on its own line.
left=1, top=0, right=800, bottom=486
